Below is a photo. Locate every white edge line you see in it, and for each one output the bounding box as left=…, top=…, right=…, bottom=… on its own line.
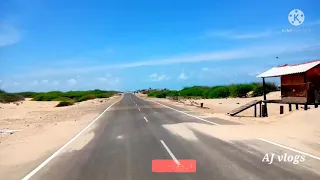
left=160, top=140, right=180, bottom=165
left=257, top=138, right=320, bottom=161
left=143, top=116, right=148, bottom=122
left=135, top=96, right=220, bottom=126
left=21, top=95, right=124, bottom=180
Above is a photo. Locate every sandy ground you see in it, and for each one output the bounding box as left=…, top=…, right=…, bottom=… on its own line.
left=0, top=95, right=121, bottom=179
left=137, top=92, right=320, bottom=157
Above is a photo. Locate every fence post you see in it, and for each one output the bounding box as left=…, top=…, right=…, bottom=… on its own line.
left=200, top=103, right=203, bottom=108
left=254, top=104, right=257, bottom=117
left=289, top=104, right=292, bottom=111
left=304, top=104, right=308, bottom=110
left=262, top=105, right=266, bottom=117
left=259, top=102, right=262, bottom=117
left=280, top=106, right=284, bottom=114
left=296, top=104, right=299, bottom=110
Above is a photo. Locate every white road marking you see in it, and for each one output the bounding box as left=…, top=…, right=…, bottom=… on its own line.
left=0, top=129, right=21, bottom=134
left=138, top=108, right=141, bottom=111
left=139, top=97, right=220, bottom=126
left=160, top=140, right=180, bottom=165
left=21, top=95, right=125, bottom=180
left=144, top=117, right=148, bottom=122
left=116, top=135, right=124, bottom=139
left=257, top=138, right=320, bottom=161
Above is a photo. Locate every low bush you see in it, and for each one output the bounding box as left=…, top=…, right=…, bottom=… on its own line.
left=52, top=97, right=73, bottom=102
left=179, top=86, right=209, bottom=97
left=253, top=82, right=279, bottom=96
left=0, top=90, right=25, bottom=103
left=167, top=90, right=179, bottom=97
left=56, top=101, right=74, bottom=107
left=146, top=82, right=279, bottom=99
left=29, top=90, right=116, bottom=103
left=16, top=91, right=40, bottom=98
left=76, top=94, right=96, bottom=102
left=148, top=91, right=167, bottom=98
left=208, top=86, right=230, bottom=98
left=229, top=84, right=255, bottom=98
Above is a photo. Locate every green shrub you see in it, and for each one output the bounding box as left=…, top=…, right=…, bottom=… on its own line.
left=145, top=82, right=279, bottom=99
left=253, top=82, right=279, bottom=97
left=56, top=101, right=74, bottom=107
left=76, top=94, right=96, bottom=102
left=155, top=92, right=167, bottom=98
left=229, top=84, right=255, bottom=97
left=52, top=97, right=73, bottom=102
left=16, top=92, right=40, bottom=98
left=167, top=90, right=179, bottom=97
left=179, top=86, right=209, bottom=97
left=0, top=90, right=25, bottom=103
left=29, top=90, right=116, bottom=102
left=32, top=91, right=63, bottom=101
left=208, top=86, right=230, bottom=98
left=148, top=90, right=168, bottom=98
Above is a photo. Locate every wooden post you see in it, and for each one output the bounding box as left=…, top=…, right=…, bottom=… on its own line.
left=289, top=104, right=292, bottom=111
left=262, top=78, right=268, bottom=117
left=254, top=104, right=257, bottom=117
left=200, top=103, right=203, bottom=108
left=296, top=104, right=299, bottom=110
left=304, top=104, right=308, bottom=110
left=280, top=106, right=284, bottom=114
left=262, top=105, right=266, bottom=117
left=259, top=102, right=262, bottom=117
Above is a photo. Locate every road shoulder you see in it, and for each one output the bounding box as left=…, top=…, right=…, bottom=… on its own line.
left=0, top=95, right=121, bottom=180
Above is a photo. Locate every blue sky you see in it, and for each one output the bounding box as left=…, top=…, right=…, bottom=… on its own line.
left=1, top=0, right=320, bottom=92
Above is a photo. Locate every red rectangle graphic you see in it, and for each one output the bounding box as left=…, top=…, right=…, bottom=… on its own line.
left=152, top=160, right=196, bottom=173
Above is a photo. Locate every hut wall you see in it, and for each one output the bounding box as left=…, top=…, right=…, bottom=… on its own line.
left=281, top=74, right=307, bottom=103
left=306, top=65, right=320, bottom=103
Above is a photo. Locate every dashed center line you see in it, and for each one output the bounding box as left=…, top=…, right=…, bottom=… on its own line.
left=144, top=117, right=148, bottom=122
left=138, top=108, right=141, bottom=111
left=160, top=140, right=180, bottom=165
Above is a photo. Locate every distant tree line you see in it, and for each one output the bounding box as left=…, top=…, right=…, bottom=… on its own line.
left=0, top=89, right=118, bottom=107
left=142, top=82, right=279, bottom=99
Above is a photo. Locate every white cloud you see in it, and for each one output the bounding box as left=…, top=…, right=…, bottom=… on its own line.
left=13, top=82, right=20, bottom=86
left=206, top=30, right=271, bottom=39
left=0, top=24, right=20, bottom=47
left=31, top=80, right=39, bottom=85
left=96, top=77, right=107, bottom=82
left=11, top=41, right=320, bottom=78
left=149, top=73, right=170, bottom=82
left=178, top=72, right=188, bottom=80
left=67, top=78, right=77, bottom=85
left=202, top=67, right=209, bottom=71
left=96, top=75, right=120, bottom=86
left=248, top=71, right=262, bottom=76
left=41, top=79, right=49, bottom=84
left=52, top=80, right=59, bottom=85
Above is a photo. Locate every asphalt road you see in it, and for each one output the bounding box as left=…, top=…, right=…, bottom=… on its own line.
left=23, top=93, right=320, bottom=180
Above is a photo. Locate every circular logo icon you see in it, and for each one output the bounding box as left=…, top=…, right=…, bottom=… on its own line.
left=288, top=9, right=304, bottom=26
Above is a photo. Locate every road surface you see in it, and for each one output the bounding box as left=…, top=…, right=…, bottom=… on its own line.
left=22, top=93, right=320, bottom=180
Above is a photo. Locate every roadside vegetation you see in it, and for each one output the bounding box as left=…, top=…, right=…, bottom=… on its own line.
left=0, top=90, right=25, bottom=103
left=0, top=89, right=118, bottom=107
left=145, top=82, right=279, bottom=99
